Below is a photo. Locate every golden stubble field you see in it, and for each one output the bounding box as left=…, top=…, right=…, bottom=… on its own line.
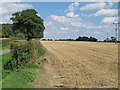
left=40, top=41, right=118, bottom=88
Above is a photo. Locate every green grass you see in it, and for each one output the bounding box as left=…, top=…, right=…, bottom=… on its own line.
left=2, top=69, right=35, bottom=88
left=0, top=39, right=10, bottom=51
left=2, top=52, right=11, bottom=65
left=1, top=52, right=40, bottom=88
left=1, top=39, right=47, bottom=88
left=13, top=40, right=27, bottom=42
left=0, top=45, right=10, bottom=51
left=1, top=39, right=9, bottom=47
left=34, top=40, right=46, bottom=57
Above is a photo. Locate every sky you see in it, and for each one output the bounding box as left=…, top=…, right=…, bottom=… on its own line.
left=0, top=1, right=119, bottom=41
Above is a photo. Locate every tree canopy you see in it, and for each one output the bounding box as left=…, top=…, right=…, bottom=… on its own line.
left=2, top=24, right=13, bottom=38
left=10, top=9, right=45, bottom=40
left=104, top=36, right=116, bottom=42
left=76, top=36, right=98, bottom=42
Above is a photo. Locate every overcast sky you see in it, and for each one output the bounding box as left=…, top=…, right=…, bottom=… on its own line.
left=0, top=1, right=119, bottom=41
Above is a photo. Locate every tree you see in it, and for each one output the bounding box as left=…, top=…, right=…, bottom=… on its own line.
left=2, top=24, right=13, bottom=38
left=16, top=33, right=26, bottom=40
left=76, top=36, right=97, bottom=42
left=103, top=36, right=116, bottom=42
left=10, top=9, right=45, bottom=41
left=110, top=36, right=115, bottom=42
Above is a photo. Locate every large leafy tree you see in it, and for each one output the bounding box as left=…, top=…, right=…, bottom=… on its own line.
left=10, top=9, right=45, bottom=40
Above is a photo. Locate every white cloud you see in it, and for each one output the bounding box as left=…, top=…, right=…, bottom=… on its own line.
left=45, top=21, right=53, bottom=26
left=66, top=12, right=79, bottom=18
left=60, top=27, right=69, bottom=30
left=83, top=9, right=118, bottom=17
left=1, top=0, right=21, bottom=2
left=70, top=22, right=108, bottom=29
left=93, top=31, right=101, bottom=34
left=48, top=15, right=81, bottom=24
left=80, top=3, right=106, bottom=10
left=101, top=17, right=118, bottom=24
left=48, top=14, right=109, bottom=30
left=44, top=32, right=48, bottom=35
left=0, top=2, right=34, bottom=23
left=85, top=25, right=108, bottom=29
left=74, top=2, right=79, bottom=6
left=106, top=2, right=114, bottom=9
left=70, top=22, right=83, bottom=27
left=94, top=9, right=117, bottom=16
left=72, top=29, right=79, bottom=32
left=65, top=2, right=79, bottom=12
left=49, top=15, right=68, bottom=24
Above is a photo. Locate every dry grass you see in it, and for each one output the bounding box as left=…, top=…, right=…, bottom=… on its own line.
left=40, top=41, right=118, bottom=88
left=0, top=38, right=8, bottom=40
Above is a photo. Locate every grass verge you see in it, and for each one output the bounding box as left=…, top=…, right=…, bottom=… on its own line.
left=0, top=39, right=10, bottom=51
left=0, top=45, right=10, bottom=51
left=2, top=52, right=41, bottom=88
left=2, top=39, right=47, bottom=88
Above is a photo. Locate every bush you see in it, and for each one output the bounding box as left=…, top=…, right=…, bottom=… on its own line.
left=4, top=39, right=45, bottom=70
left=4, top=42, right=32, bottom=70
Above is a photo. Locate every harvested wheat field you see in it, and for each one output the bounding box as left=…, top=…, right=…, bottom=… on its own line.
left=40, top=41, right=118, bottom=88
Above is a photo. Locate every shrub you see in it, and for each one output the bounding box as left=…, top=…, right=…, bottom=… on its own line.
left=4, top=41, right=32, bottom=70
left=4, top=39, right=45, bottom=70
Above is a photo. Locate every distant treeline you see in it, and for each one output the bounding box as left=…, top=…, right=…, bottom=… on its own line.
left=103, top=36, right=120, bottom=42
left=1, top=24, right=119, bottom=42
left=1, top=24, right=13, bottom=38
left=55, top=38, right=74, bottom=41
left=42, top=36, right=98, bottom=42
left=42, top=36, right=120, bottom=42
left=76, top=36, right=97, bottom=42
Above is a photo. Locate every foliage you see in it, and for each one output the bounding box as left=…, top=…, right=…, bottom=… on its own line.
left=2, top=66, right=35, bottom=88
left=31, top=39, right=45, bottom=57
left=104, top=36, right=116, bottom=42
left=2, top=52, right=40, bottom=88
left=13, top=40, right=27, bottom=42
left=21, top=62, right=39, bottom=69
left=54, top=36, right=97, bottom=42
left=9, top=37, right=26, bottom=43
left=10, top=9, right=45, bottom=41
left=4, top=42, right=32, bottom=70
left=55, top=38, right=74, bottom=41
left=76, top=36, right=98, bottom=42
left=3, top=39, right=45, bottom=70
left=2, top=24, right=13, bottom=38
left=16, top=33, right=26, bottom=40
left=2, top=39, right=46, bottom=88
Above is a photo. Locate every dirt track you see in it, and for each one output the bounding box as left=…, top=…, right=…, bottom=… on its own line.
left=41, top=41, right=118, bottom=88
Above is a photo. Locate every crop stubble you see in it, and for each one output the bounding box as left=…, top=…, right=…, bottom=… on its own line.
left=41, top=41, right=118, bottom=88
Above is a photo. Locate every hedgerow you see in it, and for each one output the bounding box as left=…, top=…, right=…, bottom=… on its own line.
left=3, top=39, right=45, bottom=70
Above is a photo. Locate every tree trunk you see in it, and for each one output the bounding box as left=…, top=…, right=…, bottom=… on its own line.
left=27, top=36, right=32, bottom=41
